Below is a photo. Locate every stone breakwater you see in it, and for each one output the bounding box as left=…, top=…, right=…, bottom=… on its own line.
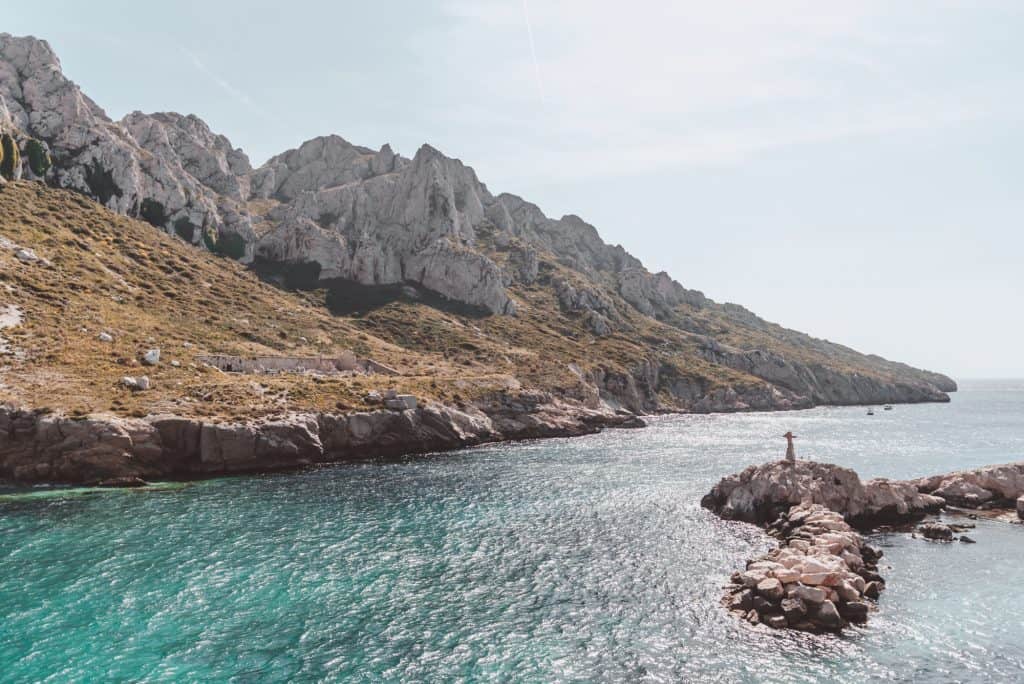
left=0, top=394, right=643, bottom=485
left=726, top=503, right=885, bottom=632
left=704, top=459, right=1024, bottom=632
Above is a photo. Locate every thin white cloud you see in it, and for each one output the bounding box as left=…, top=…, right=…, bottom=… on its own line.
left=178, top=46, right=275, bottom=121
left=428, top=0, right=1013, bottom=183
left=520, top=0, right=545, bottom=104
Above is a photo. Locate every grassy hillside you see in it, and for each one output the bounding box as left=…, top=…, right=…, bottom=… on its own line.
left=0, top=181, right=747, bottom=419
left=0, top=180, right=946, bottom=422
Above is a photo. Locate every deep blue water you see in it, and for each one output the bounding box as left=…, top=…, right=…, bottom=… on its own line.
left=2, top=380, right=1024, bottom=682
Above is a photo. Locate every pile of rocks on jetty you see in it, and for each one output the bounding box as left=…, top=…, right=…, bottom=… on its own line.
left=725, top=502, right=885, bottom=632
left=704, top=459, right=1024, bottom=633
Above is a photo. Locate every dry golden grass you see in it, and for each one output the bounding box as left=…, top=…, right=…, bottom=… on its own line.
left=1, top=179, right=905, bottom=422
left=0, top=182, right=519, bottom=419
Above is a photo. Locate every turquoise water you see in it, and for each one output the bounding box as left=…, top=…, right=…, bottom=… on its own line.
left=3, top=380, right=1024, bottom=682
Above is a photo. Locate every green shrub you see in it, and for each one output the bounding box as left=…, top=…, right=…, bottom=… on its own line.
left=139, top=198, right=168, bottom=227
left=202, top=227, right=218, bottom=252
left=25, top=139, right=51, bottom=176
left=0, top=134, right=19, bottom=180
left=213, top=232, right=247, bottom=260
left=202, top=228, right=247, bottom=260
left=173, top=218, right=197, bottom=242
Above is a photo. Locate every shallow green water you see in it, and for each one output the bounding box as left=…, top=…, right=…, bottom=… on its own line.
left=2, top=380, right=1024, bottom=682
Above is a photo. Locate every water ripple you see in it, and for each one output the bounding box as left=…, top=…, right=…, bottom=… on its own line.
left=2, top=381, right=1024, bottom=681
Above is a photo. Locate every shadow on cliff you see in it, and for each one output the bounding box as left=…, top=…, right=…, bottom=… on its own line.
left=250, top=258, right=491, bottom=319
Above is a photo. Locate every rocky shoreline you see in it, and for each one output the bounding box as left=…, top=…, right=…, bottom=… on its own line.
left=1, top=394, right=959, bottom=487
left=0, top=395, right=644, bottom=486
left=703, top=459, right=1024, bottom=632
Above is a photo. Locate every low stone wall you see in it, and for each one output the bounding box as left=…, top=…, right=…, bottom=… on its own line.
left=361, top=358, right=399, bottom=376
left=196, top=351, right=397, bottom=376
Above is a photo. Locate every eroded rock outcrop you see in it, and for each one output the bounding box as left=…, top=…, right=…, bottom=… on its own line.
left=701, top=459, right=944, bottom=528
left=699, top=342, right=951, bottom=406
left=254, top=143, right=515, bottom=314
left=705, top=458, right=1024, bottom=633
left=0, top=396, right=642, bottom=485
left=0, top=34, right=255, bottom=256
left=912, top=462, right=1024, bottom=508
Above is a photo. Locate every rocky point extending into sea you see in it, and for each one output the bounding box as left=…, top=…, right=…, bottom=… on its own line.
left=702, top=459, right=1024, bottom=633
left=0, top=396, right=646, bottom=485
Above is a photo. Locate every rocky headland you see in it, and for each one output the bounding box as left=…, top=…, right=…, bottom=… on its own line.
left=911, top=462, right=1024, bottom=509
left=704, top=459, right=1024, bottom=632
left=0, top=33, right=960, bottom=486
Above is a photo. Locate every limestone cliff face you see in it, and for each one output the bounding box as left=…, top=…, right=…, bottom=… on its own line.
left=0, top=35, right=255, bottom=256
left=0, top=34, right=707, bottom=320
left=698, top=342, right=950, bottom=406
left=254, top=143, right=515, bottom=314
left=0, top=33, right=956, bottom=407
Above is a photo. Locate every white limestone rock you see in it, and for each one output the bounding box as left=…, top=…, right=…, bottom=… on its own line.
left=701, top=459, right=944, bottom=525
left=384, top=395, right=418, bottom=411
left=913, top=462, right=1024, bottom=507
left=121, top=375, right=150, bottom=391
left=0, top=34, right=254, bottom=259
left=254, top=143, right=514, bottom=314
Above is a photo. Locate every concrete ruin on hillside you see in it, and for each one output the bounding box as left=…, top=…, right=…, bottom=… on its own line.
left=197, top=352, right=398, bottom=376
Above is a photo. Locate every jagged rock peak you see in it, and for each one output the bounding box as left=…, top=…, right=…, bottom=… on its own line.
left=0, top=33, right=61, bottom=75
left=0, top=33, right=255, bottom=256
left=259, top=134, right=391, bottom=201
left=0, top=33, right=716, bottom=320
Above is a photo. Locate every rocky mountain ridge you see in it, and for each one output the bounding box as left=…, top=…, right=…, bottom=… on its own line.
left=0, top=33, right=956, bottom=411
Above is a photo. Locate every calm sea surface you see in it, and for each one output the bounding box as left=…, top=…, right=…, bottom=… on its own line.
left=3, top=380, right=1024, bottom=682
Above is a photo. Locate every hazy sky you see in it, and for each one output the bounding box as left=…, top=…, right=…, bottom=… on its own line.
left=8, top=1, right=1023, bottom=378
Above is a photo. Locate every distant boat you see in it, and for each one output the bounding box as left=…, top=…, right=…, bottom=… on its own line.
left=867, top=408, right=875, bottom=415
left=884, top=405, right=893, bottom=411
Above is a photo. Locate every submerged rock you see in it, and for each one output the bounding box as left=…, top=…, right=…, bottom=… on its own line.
left=96, top=476, right=149, bottom=488
left=918, top=522, right=954, bottom=541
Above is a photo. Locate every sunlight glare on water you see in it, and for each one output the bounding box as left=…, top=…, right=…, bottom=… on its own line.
left=2, top=380, right=1024, bottom=682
